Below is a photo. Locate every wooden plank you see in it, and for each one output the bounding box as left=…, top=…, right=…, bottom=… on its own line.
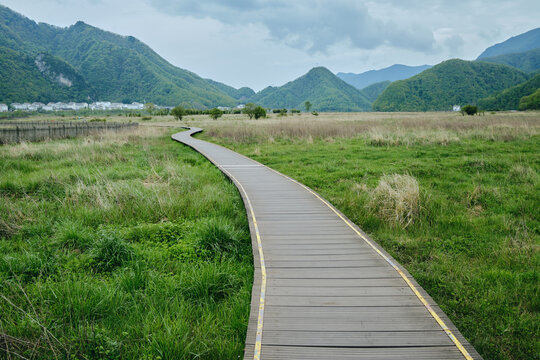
left=245, top=345, right=464, bottom=360
left=246, top=330, right=453, bottom=347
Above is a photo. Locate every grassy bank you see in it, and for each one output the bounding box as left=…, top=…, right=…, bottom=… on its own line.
left=0, top=127, right=252, bottom=359
left=201, top=112, right=539, bottom=360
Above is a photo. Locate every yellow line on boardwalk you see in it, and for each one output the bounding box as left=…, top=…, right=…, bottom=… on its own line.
left=265, top=167, right=473, bottom=360
left=214, top=164, right=266, bottom=360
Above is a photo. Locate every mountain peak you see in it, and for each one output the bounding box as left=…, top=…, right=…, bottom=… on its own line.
left=306, top=66, right=333, bottom=76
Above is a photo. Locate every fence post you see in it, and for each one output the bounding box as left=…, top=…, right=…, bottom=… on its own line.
left=16, top=126, right=19, bottom=143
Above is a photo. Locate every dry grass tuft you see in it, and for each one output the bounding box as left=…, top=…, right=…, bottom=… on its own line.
left=368, top=174, right=420, bottom=228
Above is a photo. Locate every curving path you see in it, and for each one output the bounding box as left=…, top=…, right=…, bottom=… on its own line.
left=172, top=128, right=482, bottom=360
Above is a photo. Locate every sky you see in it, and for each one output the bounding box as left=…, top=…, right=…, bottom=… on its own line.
left=1, top=0, right=539, bottom=91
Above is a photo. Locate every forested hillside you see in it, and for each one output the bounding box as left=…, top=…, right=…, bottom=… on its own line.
left=359, top=80, right=391, bottom=103
left=0, top=5, right=236, bottom=107
left=478, top=73, right=540, bottom=110
left=248, top=67, right=372, bottom=112
left=479, top=48, right=540, bottom=73
left=373, top=59, right=528, bottom=111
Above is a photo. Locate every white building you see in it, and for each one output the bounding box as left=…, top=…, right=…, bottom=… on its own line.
left=0, top=104, right=8, bottom=112
left=122, top=102, right=145, bottom=110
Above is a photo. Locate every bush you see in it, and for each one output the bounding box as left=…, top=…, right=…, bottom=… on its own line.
left=253, top=106, right=266, bottom=119
left=171, top=105, right=186, bottom=120
left=368, top=174, right=420, bottom=228
left=209, top=108, right=223, bottom=120
left=311, top=111, right=319, bottom=116
left=461, top=105, right=478, bottom=116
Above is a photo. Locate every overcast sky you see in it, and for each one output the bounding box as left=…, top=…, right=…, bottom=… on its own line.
left=1, top=0, right=539, bottom=90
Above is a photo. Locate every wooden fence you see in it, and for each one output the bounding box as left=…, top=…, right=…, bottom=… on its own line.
left=0, top=121, right=138, bottom=144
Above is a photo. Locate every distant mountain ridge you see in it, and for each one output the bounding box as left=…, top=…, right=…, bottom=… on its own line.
left=477, top=28, right=540, bottom=59
left=373, top=59, right=528, bottom=111
left=337, top=64, right=431, bottom=90
left=478, top=48, right=540, bottom=73
left=248, top=67, right=372, bottom=112
left=0, top=5, right=236, bottom=107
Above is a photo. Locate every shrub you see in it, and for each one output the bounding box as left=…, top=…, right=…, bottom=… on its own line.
left=90, top=229, right=133, bottom=272
left=368, top=174, right=420, bottom=228
left=171, top=105, right=186, bottom=120
left=253, top=106, right=266, bottom=119
left=209, top=108, right=224, bottom=120
left=461, top=105, right=478, bottom=116
left=311, top=111, right=319, bottom=116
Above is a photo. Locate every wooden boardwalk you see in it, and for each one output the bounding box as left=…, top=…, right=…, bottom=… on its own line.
left=172, top=128, right=482, bottom=360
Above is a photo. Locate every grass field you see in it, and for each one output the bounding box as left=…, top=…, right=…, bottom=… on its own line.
left=0, top=127, right=253, bottom=359
left=199, top=111, right=540, bottom=360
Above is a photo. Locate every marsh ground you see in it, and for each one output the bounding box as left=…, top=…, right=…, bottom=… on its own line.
left=0, top=127, right=253, bottom=359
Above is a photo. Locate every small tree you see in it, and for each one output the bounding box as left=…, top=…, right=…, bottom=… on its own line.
left=171, top=106, right=185, bottom=120
left=209, top=108, right=223, bottom=120
left=253, top=106, right=266, bottom=119
left=144, top=103, right=155, bottom=114
left=461, top=105, right=478, bottom=116
left=242, top=103, right=257, bottom=119
left=304, top=101, right=312, bottom=112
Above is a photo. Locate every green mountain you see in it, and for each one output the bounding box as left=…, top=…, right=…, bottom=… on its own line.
left=205, top=79, right=255, bottom=101
left=0, top=47, right=93, bottom=104
left=360, top=80, right=391, bottom=103
left=479, top=48, right=540, bottom=73
left=519, top=88, right=540, bottom=110
left=0, top=5, right=236, bottom=107
left=337, top=64, right=431, bottom=90
left=373, top=59, right=528, bottom=112
left=249, top=67, right=371, bottom=112
left=478, top=72, right=540, bottom=110
left=477, top=28, right=540, bottom=59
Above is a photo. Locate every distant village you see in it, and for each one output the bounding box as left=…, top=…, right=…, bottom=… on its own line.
left=0, top=101, right=163, bottom=112
left=0, top=102, right=246, bottom=113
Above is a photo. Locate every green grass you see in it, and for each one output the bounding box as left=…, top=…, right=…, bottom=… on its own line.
left=202, top=114, right=539, bottom=360
left=0, top=128, right=253, bottom=359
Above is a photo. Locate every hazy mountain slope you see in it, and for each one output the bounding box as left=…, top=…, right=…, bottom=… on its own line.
left=205, top=79, right=255, bottom=101
left=337, top=64, right=431, bottom=90
left=477, top=28, right=540, bottom=59
left=359, top=80, right=391, bottom=103
left=478, top=48, right=540, bottom=73
left=249, top=67, right=372, bottom=112
left=478, top=72, right=540, bottom=110
left=373, top=59, right=528, bottom=111
left=0, top=5, right=236, bottom=107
